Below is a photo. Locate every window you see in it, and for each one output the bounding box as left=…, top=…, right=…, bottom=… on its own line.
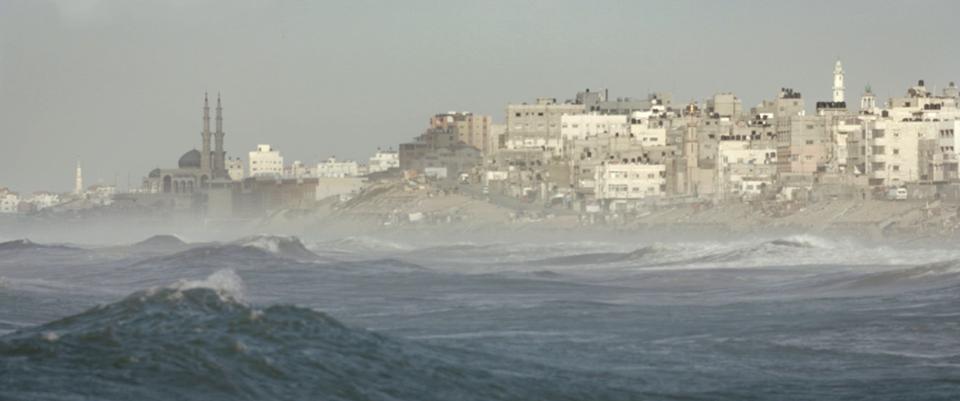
left=805, top=139, right=814, bottom=145
left=892, top=165, right=900, bottom=172
left=893, top=148, right=900, bottom=155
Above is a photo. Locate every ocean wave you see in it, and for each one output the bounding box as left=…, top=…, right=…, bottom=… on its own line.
left=530, top=244, right=674, bottom=266
left=844, top=260, right=960, bottom=289
left=317, top=236, right=413, bottom=252
left=0, top=239, right=83, bottom=253
left=131, top=236, right=319, bottom=269
left=231, top=235, right=318, bottom=261
left=131, top=234, right=188, bottom=251
left=0, top=271, right=630, bottom=401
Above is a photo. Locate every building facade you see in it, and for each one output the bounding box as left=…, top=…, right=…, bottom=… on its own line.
left=249, top=144, right=284, bottom=177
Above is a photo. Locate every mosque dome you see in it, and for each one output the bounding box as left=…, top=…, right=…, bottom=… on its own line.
left=148, top=168, right=162, bottom=178
left=178, top=149, right=202, bottom=169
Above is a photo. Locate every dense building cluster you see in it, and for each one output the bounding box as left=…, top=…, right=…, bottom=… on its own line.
left=397, top=61, right=960, bottom=211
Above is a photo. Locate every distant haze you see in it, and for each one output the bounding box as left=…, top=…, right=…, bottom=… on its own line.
left=1, top=0, right=958, bottom=193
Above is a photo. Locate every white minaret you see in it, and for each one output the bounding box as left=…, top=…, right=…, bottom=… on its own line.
left=833, top=60, right=845, bottom=103
left=74, top=161, right=83, bottom=194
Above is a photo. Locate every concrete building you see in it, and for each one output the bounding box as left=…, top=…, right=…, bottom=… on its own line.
left=504, top=97, right=584, bottom=153
left=577, top=89, right=673, bottom=115
left=430, top=112, right=493, bottom=155
left=285, top=160, right=315, bottom=179
left=776, top=116, right=833, bottom=175
left=885, top=80, right=960, bottom=121
left=316, top=157, right=359, bottom=178
left=594, top=162, right=666, bottom=205
left=368, top=149, right=399, bottom=173
left=753, top=88, right=806, bottom=118
left=717, top=141, right=777, bottom=198
left=400, top=115, right=484, bottom=176
left=863, top=119, right=926, bottom=186
left=706, top=93, right=743, bottom=119
left=249, top=144, right=283, bottom=177
left=560, top=114, right=629, bottom=141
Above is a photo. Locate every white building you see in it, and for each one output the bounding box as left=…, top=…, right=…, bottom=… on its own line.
left=249, top=144, right=284, bottom=177
left=560, top=114, right=629, bottom=140
left=368, top=149, right=399, bottom=173
left=87, top=185, right=116, bottom=206
left=629, top=112, right=668, bottom=146
left=316, top=157, right=359, bottom=178
left=718, top=142, right=777, bottom=198
left=29, top=192, right=61, bottom=210
left=0, top=190, right=20, bottom=214
left=864, top=120, right=925, bottom=185
left=285, top=160, right=315, bottom=179
left=594, top=163, right=666, bottom=201
left=227, top=157, right=244, bottom=181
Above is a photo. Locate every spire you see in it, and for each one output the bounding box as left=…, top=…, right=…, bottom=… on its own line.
left=832, top=59, right=845, bottom=103
left=202, top=92, right=210, bottom=134
left=215, top=92, right=222, bottom=134
left=74, top=160, right=83, bottom=195
left=213, top=91, right=226, bottom=175
left=200, top=92, right=212, bottom=173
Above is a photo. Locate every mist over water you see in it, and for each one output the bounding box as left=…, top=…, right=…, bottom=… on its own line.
left=1, top=229, right=959, bottom=400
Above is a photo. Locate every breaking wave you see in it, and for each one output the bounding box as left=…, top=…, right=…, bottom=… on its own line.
left=231, top=235, right=318, bottom=261
left=0, top=271, right=630, bottom=401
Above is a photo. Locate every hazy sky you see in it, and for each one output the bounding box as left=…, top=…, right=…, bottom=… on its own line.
left=2, top=0, right=958, bottom=193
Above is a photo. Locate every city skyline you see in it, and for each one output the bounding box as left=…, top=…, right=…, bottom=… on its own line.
left=3, top=0, right=960, bottom=192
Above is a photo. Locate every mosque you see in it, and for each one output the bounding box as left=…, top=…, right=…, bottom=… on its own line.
left=143, top=93, right=229, bottom=194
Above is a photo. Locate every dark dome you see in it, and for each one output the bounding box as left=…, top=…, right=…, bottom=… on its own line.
left=178, top=149, right=202, bottom=169
left=148, top=168, right=162, bottom=178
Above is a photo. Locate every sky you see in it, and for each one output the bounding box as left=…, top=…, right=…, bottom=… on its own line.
left=1, top=0, right=959, bottom=193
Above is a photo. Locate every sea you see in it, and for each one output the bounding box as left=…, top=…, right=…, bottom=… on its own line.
left=1, top=232, right=959, bottom=400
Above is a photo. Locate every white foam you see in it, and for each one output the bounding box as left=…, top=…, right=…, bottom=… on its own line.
left=173, top=269, right=246, bottom=302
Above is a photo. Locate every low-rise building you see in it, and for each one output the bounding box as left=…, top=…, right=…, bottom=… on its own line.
left=368, top=149, right=399, bottom=173
left=29, top=192, right=61, bottom=210
left=249, top=144, right=284, bottom=177
left=594, top=163, right=666, bottom=202
left=0, top=189, right=20, bottom=214
left=316, top=157, right=359, bottom=178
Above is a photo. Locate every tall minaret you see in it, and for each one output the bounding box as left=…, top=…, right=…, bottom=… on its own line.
left=833, top=60, right=845, bottom=103
left=74, top=161, right=83, bottom=194
left=214, top=93, right=225, bottom=176
left=201, top=93, right=212, bottom=174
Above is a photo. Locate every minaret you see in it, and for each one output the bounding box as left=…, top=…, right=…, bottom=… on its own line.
left=214, top=93, right=226, bottom=176
left=200, top=93, right=212, bottom=175
left=74, top=161, right=83, bottom=194
left=860, top=85, right=876, bottom=114
left=833, top=60, right=845, bottom=103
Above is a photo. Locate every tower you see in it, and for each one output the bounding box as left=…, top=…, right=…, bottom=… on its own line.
left=833, top=60, right=845, bottom=103
left=74, top=161, right=83, bottom=194
left=214, top=93, right=226, bottom=177
left=201, top=93, right=212, bottom=174
left=860, top=85, right=876, bottom=114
